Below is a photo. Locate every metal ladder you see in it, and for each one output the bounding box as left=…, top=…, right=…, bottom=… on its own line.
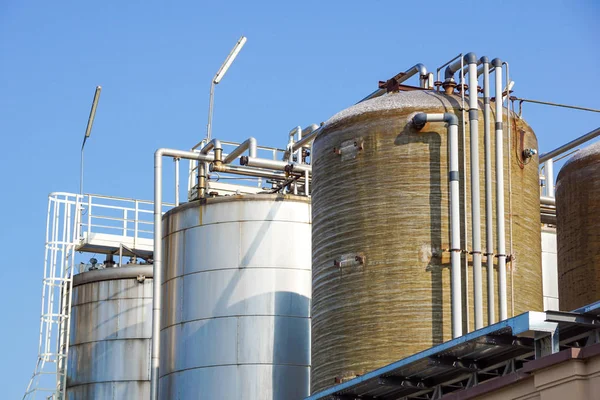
left=23, top=193, right=81, bottom=400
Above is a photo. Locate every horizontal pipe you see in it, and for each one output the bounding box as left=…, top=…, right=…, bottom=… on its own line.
left=359, top=63, right=428, bottom=103
left=540, top=196, right=556, bottom=206
left=73, top=265, right=153, bottom=287
left=541, top=213, right=557, bottom=225
left=210, top=163, right=294, bottom=180
left=539, top=127, right=600, bottom=162
left=223, top=137, right=257, bottom=164
left=241, top=156, right=312, bottom=174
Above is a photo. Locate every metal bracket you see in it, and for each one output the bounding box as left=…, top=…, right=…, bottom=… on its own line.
left=334, top=253, right=366, bottom=269
left=333, top=137, right=364, bottom=161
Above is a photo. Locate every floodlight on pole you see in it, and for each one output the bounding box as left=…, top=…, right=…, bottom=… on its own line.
left=80, top=86, right=102, bottom=196
left=206, top=36, right=247, bottom=140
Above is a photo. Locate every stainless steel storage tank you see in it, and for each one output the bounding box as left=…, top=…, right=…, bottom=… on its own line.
left=159, top=194, right=311, bottom=400
left=311, top=90, right=542, bottom=393
left=66, top=264, right=153, bottom=399
left=556, top=141, right=600, bottom=311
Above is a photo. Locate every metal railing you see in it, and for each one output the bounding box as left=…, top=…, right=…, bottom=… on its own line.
left=187, top=139, right=287, bottom=200
left=24, top=192, right=172, bottom=400
left=80, top=193, right=169, bottom=245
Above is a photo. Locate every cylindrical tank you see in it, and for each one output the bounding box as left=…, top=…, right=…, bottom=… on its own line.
left=159, top=194, right=311, bottom=400
left=66, top=264, right=153, bottom=399
left=311, top=90, right=542, bottom=393
left=556, top=140, right=600, bottom=311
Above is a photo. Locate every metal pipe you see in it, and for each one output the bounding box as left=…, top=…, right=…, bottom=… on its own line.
left=492, top=58, right=508, bottom=321
left=304, top=169, right=310, bottom=195
left=540, top=196, right=556, bottom=206
left=481, top=56, right=495, bottom=325
left=286, top=126, right=301, bottom=162
left=223, top=137, right=257, bottom=164
left=466, top=53, right=484, bottom=330
left=174, top=158, right=180, bottom=206
left=152, top=148, right=214, bottom=400
left=413, top=112, right=462, bottom=338
left=292, top=125, right=322, bottom=152
left=436, top=54, right=462, bottom=84
left=539, top=127, right=600, bottom=162
left=510, top=97, right=600, bottom=113
left=460, top=56, right=469, bottom=330
left=504, top=61, right=515, bottom=318
left=241, top=156, right=312, bottom=174
left=72, top=264, right=153, bottom=287
left=358, top=63, right=428, bottom=103
left=197, top=139, right=224, bottom=197
left=544, top=159, right=555, bottom=198
left=210, top=162, right=292, bottom=180
left=206, top=81, right=216, bottom=141
left=444, top=58, right=464, bottom=81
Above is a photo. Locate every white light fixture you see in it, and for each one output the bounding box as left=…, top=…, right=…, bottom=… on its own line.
left=206, top=36, right=247, bottom=140
left=213, top=36, right=247, bottom=84
left=80, top=86, right=102, bottom=196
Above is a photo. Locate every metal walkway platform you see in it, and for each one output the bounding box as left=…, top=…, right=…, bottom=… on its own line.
left=307, top=302, right=600, bottom=400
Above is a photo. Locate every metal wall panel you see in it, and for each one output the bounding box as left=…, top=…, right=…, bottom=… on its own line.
left=541, top=227, right=559, bottom=311
left=159, top=194, right=311, bottom=400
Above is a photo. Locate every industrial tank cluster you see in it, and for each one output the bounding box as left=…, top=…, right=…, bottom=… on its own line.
left=63, top=51, right=600, bottom=400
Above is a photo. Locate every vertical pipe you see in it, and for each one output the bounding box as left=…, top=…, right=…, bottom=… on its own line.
left=151, top=149, right=213, bottom=400
left=460, top=56, right=470, bottom=332
left=545, top=159, right=555, bottom=197
left=482, top=57, right=495, bottom=325
left=448, top=118, right=462, bottom=338
left=206, top=82, right=215, bottom=141
left=151, top=150, right=163, bottom=400
left=492, top=58, right=508, bottom=320
left=504, top=61, right=515, bottom=318
left=466, top=53, right=483, bottom=330
left=174, top=158, right=180, bottom=206
left=304, top=169, right=310, bottom=195
left=413, top=112, right=461, bottom=338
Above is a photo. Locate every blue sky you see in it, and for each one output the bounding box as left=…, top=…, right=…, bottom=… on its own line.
left=1, top=0, right=598, bottom=397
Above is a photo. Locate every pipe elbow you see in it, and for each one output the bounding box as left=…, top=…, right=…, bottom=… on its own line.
left=248, top=137, right=257, bottom=158
left=464, top=52, right=478, bottom=64
left=211, top=139, right=222, bottom=150
left=444, top=66, right=456, bottom=81
left=479, top=56, right=489, bottom=64
left=491, top=58, right=503, bottom=68
left=414, top=63, right=427, bottom=76
left=413, top=113, right=428, bottom=127
left=155, top=148, right=167, bottom=159
left=443, top=113, right=459, bottom=125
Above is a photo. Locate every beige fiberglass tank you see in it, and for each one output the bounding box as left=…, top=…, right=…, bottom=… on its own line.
left=556, top=141, right=600, bottom=311
left=310, top=90, right=542, bottom=393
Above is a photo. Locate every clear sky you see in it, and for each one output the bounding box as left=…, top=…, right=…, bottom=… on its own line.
left=1, top=0, right=598, bottom=397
